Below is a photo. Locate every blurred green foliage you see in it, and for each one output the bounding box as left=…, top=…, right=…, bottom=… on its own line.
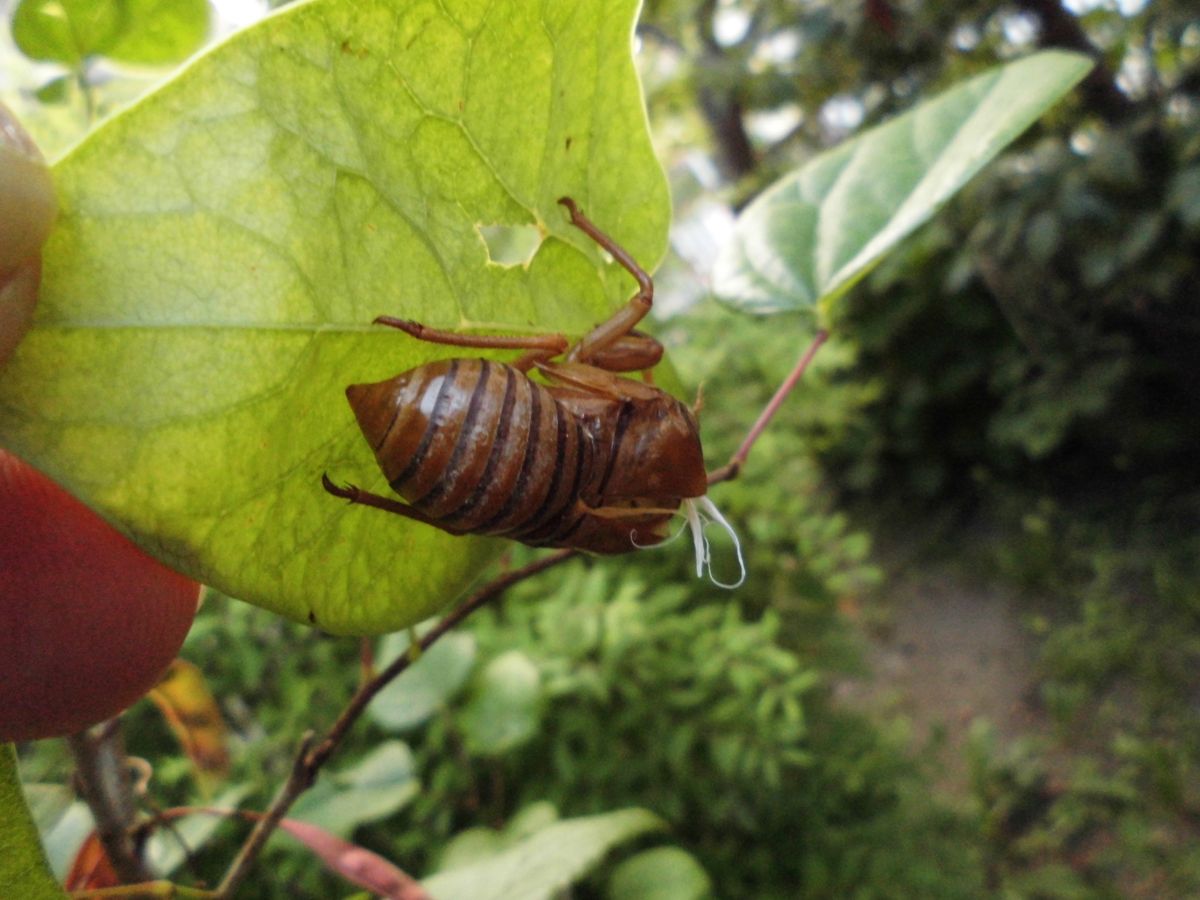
left=12, top=0, right=210, bottom=66
left=7, top=0, right=210, bottom=139
left=421, top=804, right=668, bottom=900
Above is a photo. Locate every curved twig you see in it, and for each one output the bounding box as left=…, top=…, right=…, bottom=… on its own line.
left=214, top=549, right=575, bottom=898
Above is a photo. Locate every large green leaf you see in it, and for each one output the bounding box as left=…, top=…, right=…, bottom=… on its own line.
left=0, top=745, right=66, bottom=899
left=713, top=51, right=1091, bottom=315
left=423, top=807, right=665, bottom=900
left=0, top=0, right=669, bottom=634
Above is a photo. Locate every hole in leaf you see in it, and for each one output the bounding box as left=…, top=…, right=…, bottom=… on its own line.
left=480, top=223, right=543, bottom=267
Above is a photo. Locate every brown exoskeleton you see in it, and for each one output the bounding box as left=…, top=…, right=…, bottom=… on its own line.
left=324, top=197, right=743, bottom=585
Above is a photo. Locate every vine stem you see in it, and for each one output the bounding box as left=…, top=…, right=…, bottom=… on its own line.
left=707, top=328, right=829, bottom=486
left=212, top=326, right=830, bottom=896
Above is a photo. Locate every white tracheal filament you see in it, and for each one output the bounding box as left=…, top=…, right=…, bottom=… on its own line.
left=684, top=496, right=747, bottom=589
left=633, top=495, right=747, bottom=589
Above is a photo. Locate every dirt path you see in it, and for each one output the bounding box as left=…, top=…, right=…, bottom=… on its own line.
left=836, top=569, right=1050, bottom=796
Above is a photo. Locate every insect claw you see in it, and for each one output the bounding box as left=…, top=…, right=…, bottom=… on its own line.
left=372, top=315, right=420, bottom=335
left=557, top=196, right=582, bottom=223
left=321, top=472, right=358, bottom=501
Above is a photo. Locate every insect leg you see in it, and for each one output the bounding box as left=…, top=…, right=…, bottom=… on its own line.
left=321, top=474, right=466, bottom=534
left=583, top=332, right=663, bottom=373
left=585, top=504, right=681, bottom=519
left=508, top=346, right=566, bottom=373
left=538, top=360, right=659, bottom=400
left=557, top=197, right=654, bottom=366
left=373, top=317, right=568, bottom=354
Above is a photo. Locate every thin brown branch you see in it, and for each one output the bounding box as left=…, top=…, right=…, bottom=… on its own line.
left=156, top=806, right=431, bottom=900
left=708, top=328, right=829, bottom=486
left=214, top=548, right=576, bottom=898
left=68, top=722, right=155, bottom=885
left=211, top=732, right=315, bottom=899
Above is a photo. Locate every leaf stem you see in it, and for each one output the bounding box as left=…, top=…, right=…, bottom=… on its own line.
left=707, top=328, right=829, bottom=486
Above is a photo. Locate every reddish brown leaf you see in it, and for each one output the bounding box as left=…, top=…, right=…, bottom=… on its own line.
left=64, top=831, right=120, bottom=891
left=275, top=817, right=430, bottom=900
left=154, top=806, right=430, bottom=900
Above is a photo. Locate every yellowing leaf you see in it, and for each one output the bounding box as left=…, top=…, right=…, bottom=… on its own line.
left=147, top=658, right=231, bottom=784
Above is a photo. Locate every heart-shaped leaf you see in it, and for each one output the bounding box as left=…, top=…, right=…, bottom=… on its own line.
left=0, top=0, right=669, bottom=634
left=713, top=51, right=1092, bottom=315
left=12, top=0, right=123, bottom=65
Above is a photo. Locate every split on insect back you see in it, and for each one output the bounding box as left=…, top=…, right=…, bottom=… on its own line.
left=323, top=197, right=746, bottom=589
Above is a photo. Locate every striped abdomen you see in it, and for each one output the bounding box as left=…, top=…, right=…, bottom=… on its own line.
left=346, top=359, right=597, bottom=545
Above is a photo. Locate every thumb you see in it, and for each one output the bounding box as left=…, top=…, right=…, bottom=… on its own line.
left=0, top=102, right=57, bottom=368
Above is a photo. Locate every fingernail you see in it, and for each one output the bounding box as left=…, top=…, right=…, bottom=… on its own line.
left=0, top=102, right=57, bottom=275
